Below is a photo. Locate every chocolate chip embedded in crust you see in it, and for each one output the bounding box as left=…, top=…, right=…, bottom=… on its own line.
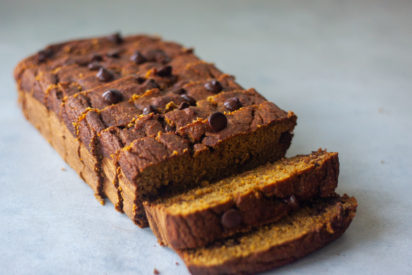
left=136, top=76, right=146, bottom=84
left=106, top=49, right=121, bottom=58
left=142, top=105, right=156, bottom=115
left=130, top=51, right=147, bottom=64
left=102, top=89, right=123, bottom=105
left=146, top=49, right=170, bottom=64
left=224, top=97, right=242, bottom=111
left=204, top=79, right=223, bottom=93
left=107, top=32, right=123, bottom=44
left=74, top=57, right=90, bottom=66
left=180, top=94, right=196, bottom=106
left=164, top=124, right=176, bottom=132
left=172, top=88, right=186, bottom=95
left=178, top=102, right=190, bottom=110
left=88, top=61, right=101, bottom=71
left=145, top=79, right=160, bottom=89
left=221, top=209, right=242, bottom=229
left=156, top=65, right=172, bottom=77
left=208, top=112, right=227, bottom=132
left=90, top=53, right=103, bottom=62
left=279, top=131, right=292, bottom=145
left=96, top=67, right=114, bottom=82
left=37, top=49, right=53, bottom=63
left=284, top=195, right=299, bottom=210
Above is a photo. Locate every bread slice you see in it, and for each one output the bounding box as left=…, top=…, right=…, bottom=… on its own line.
left=144, top=150, right=339, bottom=249
left=178, top=195, right=357, bottom=275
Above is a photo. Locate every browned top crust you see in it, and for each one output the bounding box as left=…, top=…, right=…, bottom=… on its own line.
left=14, top=33, right=296, bottom=188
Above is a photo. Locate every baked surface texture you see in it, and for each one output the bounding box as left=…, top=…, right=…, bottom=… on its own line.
left=178, top=195, right=357, bottom=275
left=14, top=33, right=297, bottom=227
left=145, top=150, right=339, bottom=249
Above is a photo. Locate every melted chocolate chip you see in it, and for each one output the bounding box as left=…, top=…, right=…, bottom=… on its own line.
left=90, top=53, right=103, bottom=62
left=146, top=49, right=170, bottom=64
left=156, top=65, right=172, bottom=77
left=178, top=102, right=190, bottom=110
left=108, top=32, right=123, bottom=44
left=208, top=112, right=227, bottom=132
left=102, top=89, right=123, bottom=104
left=37, top=49, right=53, bottom=63
left=180, top=94, right=196, bottom=106
left=88, top=62, right=101, bottom=71
left=136, top=76, right=146, bottom=84
left=172, top=88, right=186, bottom=95
left=106, top=50, right=120, bottom=58
left=204, top=80, right=223, bottom=93
left=221, top=209, right=242, bottom=229
left=224, top=97, right=242, bottom=111
left=96, top=67, right=114, bottom=82
left=130, top=51, right=147, bottom=64
left=142, top=105, right=156, bottom=115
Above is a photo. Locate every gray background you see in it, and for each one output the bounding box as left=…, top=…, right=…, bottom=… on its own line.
left=0, top=0, right=411, bottom=274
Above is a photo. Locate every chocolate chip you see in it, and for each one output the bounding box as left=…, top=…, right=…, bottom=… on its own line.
left=224, top=97, right=242, bottom=111
left=284, top=195, right=299, bottom=210
left=102, top=89, right=123, bottom=104
left=96, top=67, right=114, bottom=82
left=37, top=48, right=53, bottom=63
left=74, top=57, right=90, bottom=66
left=204, top=80, right=223, bottom=93
left=172, top=88, right=186, bottom=95
left=165, top=124, right=176, bottom=132
left=90, top=53, right=103, bottom=62
left=183, top=48, right=194, bottom=54
left=136, top=76, right=146, bottom=84
left=180, top=94, right=196, bottom=106
left=130, top=51, right=147, bottom=64
left=88, top=62, right=101, bottom=71
left=208, top=112, right=227, bottom=132
left=178, top=102, right=190, bottom=110
left=145, top=79, right=160, bottom=89
left=146, top=49, right=170, bottom=64
left=108, top=32, right=123, bottom=44
left=279, top=132, right=292, bottom=145
left=142, top=105, right=156, bottom=115
left=106, top=50, right=120, bottom=58
left=221, top=209, right=242, bottom=229
left=156, top=65, right=172, bottom=77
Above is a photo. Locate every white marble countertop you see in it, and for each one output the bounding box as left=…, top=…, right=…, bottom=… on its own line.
left=1, top=0, right=411, bottom=274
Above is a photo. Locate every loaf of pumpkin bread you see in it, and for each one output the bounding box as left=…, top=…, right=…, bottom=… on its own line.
left=145, top=149, right=339, bottom=249
left=14, top=33, right=297, bottom=227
